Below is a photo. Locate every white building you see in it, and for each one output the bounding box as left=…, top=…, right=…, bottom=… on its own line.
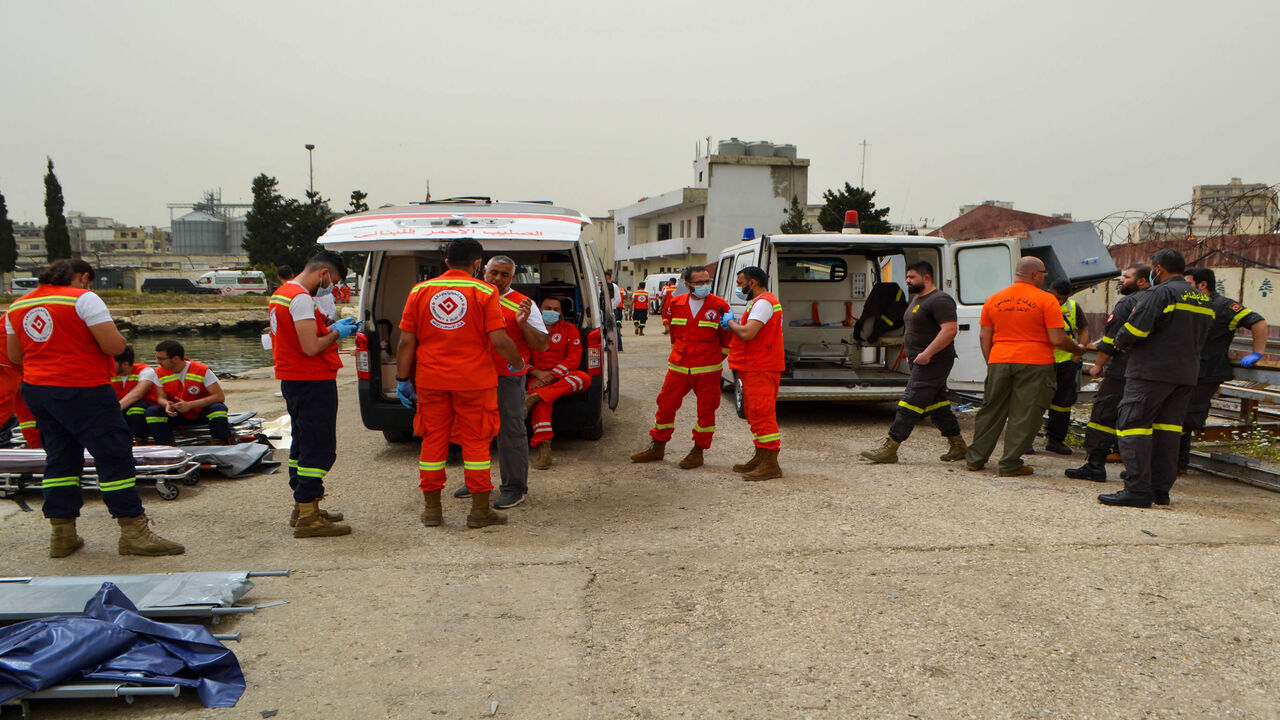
left=613, top=139, right=809, bottom=285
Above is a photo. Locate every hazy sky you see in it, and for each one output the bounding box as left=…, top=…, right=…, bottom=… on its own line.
left=1, top=0, right=1276, bottom=233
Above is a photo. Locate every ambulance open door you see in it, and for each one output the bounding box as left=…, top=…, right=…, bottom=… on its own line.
left=944, top=238, right=1018, bottom=390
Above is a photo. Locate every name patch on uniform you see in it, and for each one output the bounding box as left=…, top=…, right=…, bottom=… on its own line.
left=429, top=289, right=468, bottom=330
left=22, top=307, right=53, bottom=343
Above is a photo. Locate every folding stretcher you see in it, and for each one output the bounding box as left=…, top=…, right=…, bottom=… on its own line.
left=7, top=411, right=269, bottom=449
left=0, top=446, right=200, bottom=504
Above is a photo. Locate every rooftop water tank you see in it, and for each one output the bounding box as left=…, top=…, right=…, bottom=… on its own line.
left=717, top=138, right=745, bottom=155
left=773, top=143, right=797, bottom=160
left=746, top=141, right=775, bottom=157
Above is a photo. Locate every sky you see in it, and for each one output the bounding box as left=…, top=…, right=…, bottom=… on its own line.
left=1, top=0, right=1277, bottom=234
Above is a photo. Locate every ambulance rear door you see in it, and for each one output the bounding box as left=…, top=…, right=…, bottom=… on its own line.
left=581, top=239, right=619, bottom=411
left=943, top=237, right=1018, bottom=390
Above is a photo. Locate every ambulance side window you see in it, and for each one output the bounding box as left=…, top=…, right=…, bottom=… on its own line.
left=715, top=258, right=734, bottom=298
left=956, top=244, right=1012, bottom=305
left=729, top=250, right=757, bottom=307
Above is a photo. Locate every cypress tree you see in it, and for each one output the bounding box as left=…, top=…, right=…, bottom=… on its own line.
left=0, top=190, right=16, bottom=274
left=43, top=158, right=72, bottom=261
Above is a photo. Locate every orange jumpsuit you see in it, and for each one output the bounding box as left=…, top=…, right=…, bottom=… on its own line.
left=527, top=321, right=589, bottom=447
left=729, top=292, right=785, bottom=450
left=651, top=292, right=732, bottom=449
left=399, top=269, right=506, bottom=493
left=0, top=325, right=40, bottom=448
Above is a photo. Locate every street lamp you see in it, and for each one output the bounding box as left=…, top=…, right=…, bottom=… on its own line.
left=304, top=144, right=316, bottom=195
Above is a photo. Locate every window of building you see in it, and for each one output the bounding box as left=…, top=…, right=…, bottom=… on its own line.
left=697, top=215, right=705, bottom=238
left=617, top=225, right=625, bottom=235
left=657, top=223, right=672, bottom=241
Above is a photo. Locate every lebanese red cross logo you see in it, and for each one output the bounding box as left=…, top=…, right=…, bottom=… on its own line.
left=30, top=316, right=46, bottom=334
left=438, top=297, right=459, bottom=314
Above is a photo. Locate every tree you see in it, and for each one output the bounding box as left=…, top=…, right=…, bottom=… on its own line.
left=779, top=195, right=813, bottom=234
left=43, top=158, right=72, bottom=261
left=816, top=182, right=892, bottom=234
left=243, top=174, right=337, bottom=273
left=0, top=190, right=15, bottom=274
left=346, top=190, right=369, bottom=215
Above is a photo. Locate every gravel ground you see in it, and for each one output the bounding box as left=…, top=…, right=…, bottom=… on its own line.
left=2, top=334, right=1278, bottom=719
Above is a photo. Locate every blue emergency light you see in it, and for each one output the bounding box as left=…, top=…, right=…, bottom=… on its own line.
left=742, top=228, right=756, bottom=241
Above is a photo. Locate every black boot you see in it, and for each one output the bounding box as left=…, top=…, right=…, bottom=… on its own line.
left=1064, top=454, right=1107, bottom=482
left=1098, top=489, right=1153, bottom=508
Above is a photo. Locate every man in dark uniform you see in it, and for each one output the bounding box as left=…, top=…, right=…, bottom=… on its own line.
left=1043, top=278, right=1090, bottom=455
left=1100, top=249, right=1212, bottom=508
left=860, top=260, right=966, bottom=464
left=1065, top=264, right=1149, bottom=481
left=1178, top=267, right=1268, bottom=471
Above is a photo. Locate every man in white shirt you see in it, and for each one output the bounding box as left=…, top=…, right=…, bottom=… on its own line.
left=144, top=340, right=233, bottom=445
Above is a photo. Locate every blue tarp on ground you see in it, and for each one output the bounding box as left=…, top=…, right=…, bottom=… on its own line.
left=0, top=582, right=245, bottom=708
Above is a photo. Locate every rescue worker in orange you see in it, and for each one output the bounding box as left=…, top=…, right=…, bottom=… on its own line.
left=0, top=322, right=40, bottom=448
left=144, top=340, right=232, bottom=445
left=526, top=296, right=590, bottom=470
left=632, top=282, right=650, bottom=335
left=660, top=280, right=677, bottom=335
left=270, top=250, right=360, bottom=538
left=631, top=266, right=731, bottom=469
left=397, top=238, right=524, bottom=528
left=111, top=345, right=159, bottom=443
left=725, top=266, right=785, bottom=480
left=8, top=259, right=183, bottom=557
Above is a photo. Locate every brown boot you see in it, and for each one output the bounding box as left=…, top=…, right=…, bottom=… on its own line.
left=860, top=437, right=899, bottom=464
left=49, top=518, right=84, bottom=558
left=741, top=449, right=782, bottom=481
left=939, top=435, right=968, bottom=462
left=732, top=447, right=763, bottom=473
left=630, top=440, right=666, bottom=463
left=288, top=499, right=345, bottom=527
left=534, top=442, right=552, bottom=470
left=466, top=491, right=508, bottom=528
left=292, top=501, right=352, bottom=538
left=678, top=446, right=704, bottom=469
left=421, top=490, right=442, bottom=527
left=525, top=393, right=542, bottom=412
left=117, top=515, right=185, bottom=556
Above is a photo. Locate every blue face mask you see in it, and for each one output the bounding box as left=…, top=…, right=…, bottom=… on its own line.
left=691, top=284, right=711, bottom=299
left=1149, top=271, right=1158, bottom=286
left=541, top=310, right=561, bottom=325
left=734, top=286, right=749, bottom=300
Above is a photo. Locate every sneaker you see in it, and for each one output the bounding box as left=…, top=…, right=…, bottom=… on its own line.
left=493, top=491, right=525, bottom=509
left=453, top=486, right=472, bottom=499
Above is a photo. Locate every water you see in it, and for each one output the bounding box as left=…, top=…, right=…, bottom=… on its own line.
left=126, top=332, right=273, bottom=376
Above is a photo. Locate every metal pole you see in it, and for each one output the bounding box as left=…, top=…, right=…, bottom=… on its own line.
left=304, top=144, right=316, bottom=194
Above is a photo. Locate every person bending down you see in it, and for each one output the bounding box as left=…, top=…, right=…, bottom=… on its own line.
left=525, top=297, right=591, bottom=469
left=145, top=340, right=232, bottom=445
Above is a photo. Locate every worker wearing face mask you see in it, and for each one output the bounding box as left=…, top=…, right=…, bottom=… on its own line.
left=525, top=296, right=590, bottom=470
left=725, top=266, right=785, bottom=480
left=631, top=265, right=731, bottom=469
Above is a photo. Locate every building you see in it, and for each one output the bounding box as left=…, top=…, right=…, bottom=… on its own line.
left=1128, top=214, right=1191, bottom=244
left=1189, top=177, right=1277, bottom=237
left=167, top=190, right=251, bottom=257
left=579, top=214, right=616, bottom=270
left=957, top=200, right=1015, bottom=216
left=612, top=139, right=809, bottom=285
left=929, top=204, right=1072, bottom=242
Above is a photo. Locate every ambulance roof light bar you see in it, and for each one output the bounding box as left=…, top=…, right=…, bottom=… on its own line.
left=842, top=210, right=861, bottom=235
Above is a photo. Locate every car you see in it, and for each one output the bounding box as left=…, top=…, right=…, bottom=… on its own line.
left=140, top=277, right=222, bottom=295
left=8, top=278, right=37, bottom=295
left=195, top=270, right=268, bottom=295
left=317, top=197, right=621, bottom=443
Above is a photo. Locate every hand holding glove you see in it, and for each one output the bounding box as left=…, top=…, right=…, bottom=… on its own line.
left=396, top=379, right=415, bottom=409
left=1240, top=352, right=1263, bottom=368
left=333, top=317, right=362, bottom=339
left=720, top=308, right=735, bottom=329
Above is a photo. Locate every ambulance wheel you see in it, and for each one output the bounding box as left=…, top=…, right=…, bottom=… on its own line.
left=733, top=375, right=747, bottom=419
left=579, top=414, right=604, bottom=441
left=180, top=470, right=201, bottom=487
left=382, top=429, right=413, bottom=443
left=156, top=480, right=180, bottom=501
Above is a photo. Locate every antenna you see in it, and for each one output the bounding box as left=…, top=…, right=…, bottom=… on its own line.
left=425, top=180, right=431, bottom=202
left=858, top=139, right=870, bottom=188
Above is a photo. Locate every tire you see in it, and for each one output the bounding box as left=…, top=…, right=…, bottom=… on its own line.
left=578, top=413, right=604, bottom=441
left=733, top=374, right=747, bottom=419
left=382, top=428, right=413, bottom=443
left=156, top=480, right=180, bottom=501
left=180, top=470, right=201, bottom=487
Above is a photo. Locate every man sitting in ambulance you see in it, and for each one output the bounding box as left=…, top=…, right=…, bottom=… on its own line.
left=112, top=345, right=159, bottom=443
left=524, top=296, right=590, bottom=470
left=144, top=340, right=232, bottom=445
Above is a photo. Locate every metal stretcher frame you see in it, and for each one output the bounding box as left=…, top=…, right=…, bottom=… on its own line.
left=0, top=446, right=200, bottom=504
left=8, top=411, right=268, bottom=449
left=0, top=571, right=290, bottom=623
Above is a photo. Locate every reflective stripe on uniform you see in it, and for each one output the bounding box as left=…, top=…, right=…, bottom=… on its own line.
left=1049, top=404, right=1072, bottom=412
left=499, top=297, right=520, bottom=312
left=1162, top=303, right=1215, bottom=317
left=18, top=420, right=37, bottom=428
left=1086, top=422, right=1116, bottom=435
left=693, top=424, right=716, bottom=433
left=880, top=315, right=894, bottom=326
left=207, top=411, right=228, bottom=420
left=1099, top=336, right=1114, bottom=346
left=653, top=422, right=675, bottom=430
left=754, top=432, right=780, bottom=443
left=898, top=400, right=924, bottom=414
left=145, top=416, right=168, bottom=424
left=1153, top=423, right=1182, bottom=433
left=697, top=321, right=719, bottom=328
left=669, top=318, right=688, bottom=325
left=7, top=295, right=78, bottom=310
left=125, top=407, right=146, bottom=416
left=667, top=362, right=723, bottom=375
left=1229, top=307, right=1255, bottom=330
left=463, top=460, right=491, bottom=470
left=925, top=400, right=950, bottom=412
left=418, top=279, right=495, bottom=295
left=98, top=477, right=137, bottom=492
left=41, top=476, right=79, bottom=489
left=419, top=460, right=446, bottom=471
left=1123, top=322, right=1150, bottom=338
left=1117, top=427, right=1152, bottom=437
left=296, top=466, right=328, bottom=478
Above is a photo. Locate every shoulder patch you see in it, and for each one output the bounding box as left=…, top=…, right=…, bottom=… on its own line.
left=1230, top=303, right=1242, bottom=311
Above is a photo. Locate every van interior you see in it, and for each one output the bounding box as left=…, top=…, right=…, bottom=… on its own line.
left=367, top=250, right=597, bottom=398
left=723, top=242, right=943, bottom=383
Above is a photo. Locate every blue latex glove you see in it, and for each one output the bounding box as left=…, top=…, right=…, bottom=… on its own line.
left=332, top=317, right=361, bottom=339
left=1240, top=352, right=1263, bottom=368
left=507, top=359, right=526, bottom=374
left=396, top=380, right=415, bottom=409
left=720, top=308, right=735, bottom=329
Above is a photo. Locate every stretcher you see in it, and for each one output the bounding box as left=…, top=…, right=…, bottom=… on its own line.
left=8, top=410, right=270, bottom=449
left=0, top=445, right=200, bottom=505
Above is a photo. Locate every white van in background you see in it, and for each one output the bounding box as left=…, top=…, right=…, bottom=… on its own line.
left=196, top=270, right=268, bottom=295
left=8, top=278, right=38, bottom=295
left=639, top=272, right=686, bottom=311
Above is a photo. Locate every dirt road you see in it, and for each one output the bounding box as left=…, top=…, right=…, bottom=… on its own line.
left=2, top=333, right=1278, bottom=718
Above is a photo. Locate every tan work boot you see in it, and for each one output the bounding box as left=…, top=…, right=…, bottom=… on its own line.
left=525, top=393, right=541, bottom=412
left=860, top=437, right=900, bottom=464
left=292, top=501, right=352, bottom=538
left=466, top=491, right=508, bottom=528
left=49, top=518, right=84, bottom=558
left=534, top=442, right=552, bottom=470
left=117, top=515, right=185, bottom=556
left=732, top=447, right=763, bottom=473
left=288, top=500, right=344, bottom=527
left=939, top=435, right=968, bottom=462
left=678, top=446, right=704, bottom=470
left=741, top=449, right=782, bottom=481
left=421, top=490, right=442, bottom=527
left=630, top=440, right=666, bottom=463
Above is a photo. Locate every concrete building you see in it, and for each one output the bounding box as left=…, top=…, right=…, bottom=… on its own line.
left=1128, top=214, right=1191, bottom=244
left=613, top=139, right=809, bottom=285
left=579, top=214, right=616, bottom=271
left=1190, top=177, right=1277, bottom=237
left=957, top=200, right=1015, bottom=216
left=929, top=205, right=1072, bottom=242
